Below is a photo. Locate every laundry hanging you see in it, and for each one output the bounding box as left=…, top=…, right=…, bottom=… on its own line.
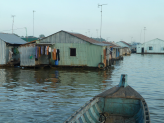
left=49, top=47, right=51, bottom=52
left=47, top=46, right=49, bottom=55
left=52, top=48, right=56, bottom=60
left=41, top=46, right=43, bottom=55
left=44, top=46, right=47, bottom=55
left=38, top=47, right=41, bottom=57
left=56, top=49, right=60, bottom=61
left=35, top=46, right=38, bottom=58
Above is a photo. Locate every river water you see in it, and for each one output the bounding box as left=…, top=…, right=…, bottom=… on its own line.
left=0, top=54, right=163, bottom=123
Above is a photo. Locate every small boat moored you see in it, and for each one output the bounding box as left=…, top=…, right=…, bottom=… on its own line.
left=64, top=74, right=150, bottom=123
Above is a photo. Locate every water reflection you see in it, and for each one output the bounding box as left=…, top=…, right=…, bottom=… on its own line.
left=0, top=54, right=163, bottom=122
left=0, top=67, right=113, bottom=122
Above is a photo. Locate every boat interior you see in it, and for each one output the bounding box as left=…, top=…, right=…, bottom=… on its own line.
left=65, top=74, right=150, bottom=123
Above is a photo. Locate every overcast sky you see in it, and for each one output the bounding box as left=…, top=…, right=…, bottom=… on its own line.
left=1, top=0, right=164, bottom=43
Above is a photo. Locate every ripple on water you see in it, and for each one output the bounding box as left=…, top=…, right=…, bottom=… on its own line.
left=0, top=54, right=164, bottom=122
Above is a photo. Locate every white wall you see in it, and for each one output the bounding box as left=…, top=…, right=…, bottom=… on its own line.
left=137, top=38, right=164, bottom=53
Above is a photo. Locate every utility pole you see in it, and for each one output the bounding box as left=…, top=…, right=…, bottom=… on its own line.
left=98, top=4, right=107, bottom=42
left=11, top=15, right=15, bottom=34
left=24, top=27, right=28, bottom=41
left=33, top=10, right=36, bottom=37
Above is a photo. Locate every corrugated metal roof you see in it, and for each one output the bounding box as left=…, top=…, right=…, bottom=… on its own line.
left=40, top=30, right=107, bottom=45
left=20, top=40, right=37, bottom=47
left=65, top=31, right=102, bottom=44
left=120, top=41, right=131, bottom=46
left=102, top=41, right=120, bottom=48
left=92, top=43, right=111, bottom=46
left=22, top=38, right=38, bottom=42
left=0, top=33, right=27, bottom=44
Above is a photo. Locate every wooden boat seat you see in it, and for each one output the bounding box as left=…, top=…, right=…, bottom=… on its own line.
left=105, top=115, right=135, bottom=123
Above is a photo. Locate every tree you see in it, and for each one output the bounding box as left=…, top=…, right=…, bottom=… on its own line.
left=39, top=34, right=45, bottom=38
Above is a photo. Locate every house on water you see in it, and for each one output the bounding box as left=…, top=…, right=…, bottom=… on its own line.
left=20, top=30, right=111, bottom=68
left=0, top=33, right=27, bottom=66
left=102, top=41, right=122, bottom=62
left=137, top=38, right=164, bottom=54
left=116, top=41, right=131, bottom=55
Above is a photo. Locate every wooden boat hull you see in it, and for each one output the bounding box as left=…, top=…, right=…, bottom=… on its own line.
left=64, top=74, right=150, bottom=123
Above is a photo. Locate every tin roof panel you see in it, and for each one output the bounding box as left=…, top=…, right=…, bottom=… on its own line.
left=0, top=33, right=27, bottom=44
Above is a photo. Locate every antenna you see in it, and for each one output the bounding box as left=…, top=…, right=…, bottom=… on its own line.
left=98, top=4, right=107, bottom=42
left=33, top=10, right=36, bottom=37
left=11, top=15, right=15, bottom=34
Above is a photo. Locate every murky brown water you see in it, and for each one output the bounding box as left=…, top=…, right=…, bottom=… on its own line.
left=0, top=54, right=163, bottom=122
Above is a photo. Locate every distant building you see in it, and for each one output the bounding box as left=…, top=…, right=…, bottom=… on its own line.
left=22, top=37, right=38, bottom=42
left=39, top=34, right=45, bottom=38
left=116, top=41, right=131, bottom=48
left=131, top=42, right=141, bottom=53
left=116, top=41, right=131, bottom=55
left=137, top=38, right=164, bottom=54
left=0, top=33, right=26, bottom=66
left=102, top=41, right=122, bottom=60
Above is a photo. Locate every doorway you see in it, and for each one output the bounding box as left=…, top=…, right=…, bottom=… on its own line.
left=141, top=47, right=144, bottom=53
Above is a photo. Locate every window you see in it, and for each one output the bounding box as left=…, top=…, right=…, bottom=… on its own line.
left=149, top=47, right=153, bottom=50
left=70, top=48, right=76, bottom=56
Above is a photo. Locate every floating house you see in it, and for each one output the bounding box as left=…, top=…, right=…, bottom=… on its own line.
left=0, top=33, right=27, bottom=66
left=102, top=41, right=122, bottom=62
left=131, top=42, right=141, bottom=53
left=137, top=38, right=164, bottom=54
left=116, top=41, right=131, bottom=55
left=20, top=30, right=111, bottom=68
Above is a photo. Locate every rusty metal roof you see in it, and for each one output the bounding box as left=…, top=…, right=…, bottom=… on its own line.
left=0, top=33, right=27, bottom=44
left=102, top=41, right=120, bottom=47
left=120, top=41, right=131, bottom=46
left=20, top=40, right=37, bottom=47
left=65, top=31, right=102, bottom=44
